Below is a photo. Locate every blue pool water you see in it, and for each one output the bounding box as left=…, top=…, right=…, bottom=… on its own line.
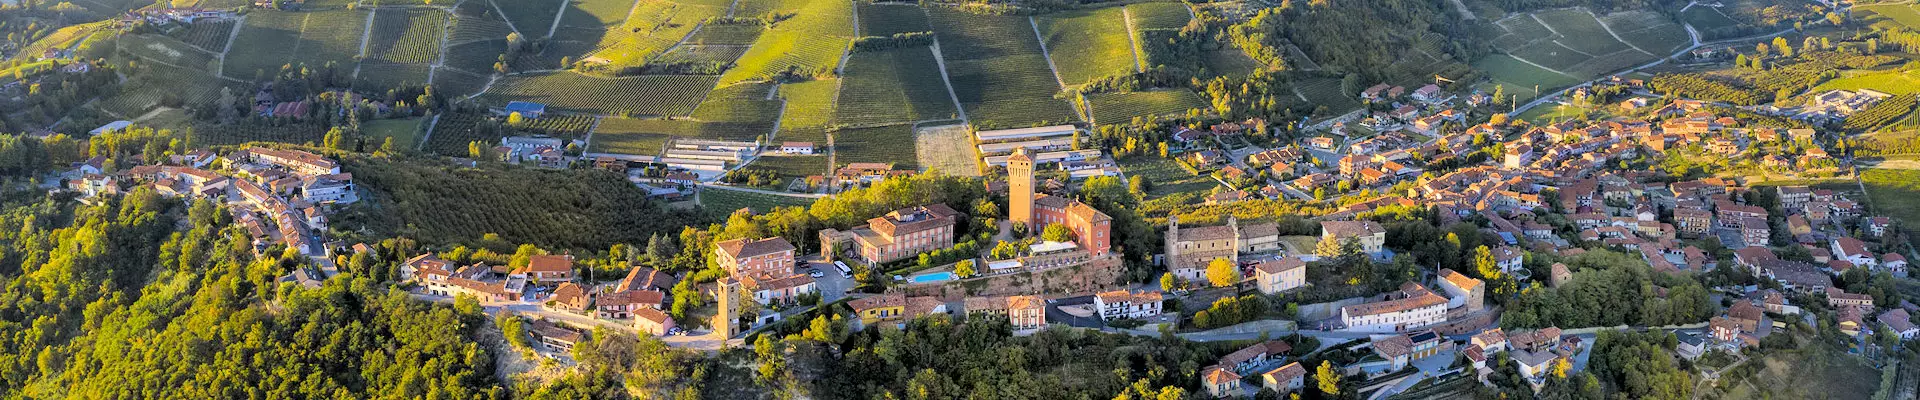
left=910, top=272, right=957, bottom=284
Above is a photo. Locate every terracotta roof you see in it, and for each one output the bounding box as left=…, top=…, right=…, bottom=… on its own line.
left=715, top=237, right=797, bottom=259
left=616, top=266, right=679, bottom=292
left=1203, top=366, right=1241, bottom=385
left=1438, top=268, right=1482, bottom=291
left=1342, top=283, right=1447, bottom=317
left=849, top=292, right=905, bottom=312
left=1322, top=220, right=1385, bottom=238
left=1372, top=334, right=1414, bottom=358
left=548, top=282, right=590, bottom=310
left=1261, top=362, right=1306, bottom=384
left=634, top=307, right=673, bottom=325
left=598, top=289, right=665, bottom=307
left=867, top=204, right=961, bottom=238
left=526, top=254, right=573, bottom=273
left=1178, top=225, right=1238, bottom=242
left=1008, top=295, right=1045, bottom=310
left=1256, top=257, right=1307, bottom=275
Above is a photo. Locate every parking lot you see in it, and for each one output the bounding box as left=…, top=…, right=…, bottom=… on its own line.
left=801, top=257, right=857, bottom=303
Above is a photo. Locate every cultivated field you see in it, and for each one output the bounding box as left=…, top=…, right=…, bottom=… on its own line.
left=859, top=3, right=930, bottom=36
left=1038, top=7, right=1139, bottom=86
left=1680, top=5, right=1740, bottom=31
left=1087, top=90, right=1207, bottom=124
left=833, top=47, right=960, bottom=126
left=1813, top=70, right=1920, bottom=96
left=443, top=39, right=509, bottom=74
left=927, top=7, right=1077, bottom=128
left=689, top=83, right=783, bottom=141
left=362, top=118, right=426, bottom=149
left=479, top=72, right=718, bottom=116
left=447, top=11, right=516, bottom=44
left=1860, top=3, right=1920, bottom=30
left=1129, top=2, right=1190, bottom=30
left=432, top=69, right=492, bottom=99
left=1118, top=156, right=1214, bottom=197
left=718, top=0, right=854, bottom=85
left=915, top=124, right=980, bottom=175
left=588, top=117, right=677, bottom=156
left=222, top=9, right=370, bottom=79
left=1481, top=8, right=1682, bottom=90
left=172, top=20, right=236, bottom=52
left=423, top=112, right=595, bottom=156
left=97, top=61, right=233, bottom=117
left=191, top=124, right=330, bottom=147
left=119, top=34, right=217, bottom=70
left=354, top=63, right=434, bottom=90
left=494, top=0, right=567, bottom=38
left=751, top=155, right=829, bottom=179
left=833, top=125, right=920, bottom=169
left=691, top=24, right=764, bottom=45
left=1295, top=78, right=1363, bottom=114
left=779, top=79, right=839, bottom=130
left=365, top=8, right=450, bottom=64
left=700, top=189, right=815, bottom=215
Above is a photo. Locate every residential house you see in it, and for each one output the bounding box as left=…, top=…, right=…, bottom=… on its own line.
left=1094, top=289, right=1164, bottom=320
left=1340, top=282, right=1448, bottom=332
left=1321, top=220, right=1387, bottom=256
left=1254, top=257, right=1307, bottom=295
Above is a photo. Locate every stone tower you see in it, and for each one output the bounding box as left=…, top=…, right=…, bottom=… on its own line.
left=712, top=277, right=739, bottom=338
left=1008, top=148, right=1035, bottom=231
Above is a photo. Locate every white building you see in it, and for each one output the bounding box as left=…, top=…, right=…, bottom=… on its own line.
left=1340, top=282, right=1448, bottom=332
left=1254, top=257, right=1307, bottom=294
left=1093, top=289, right=1163, bottom=320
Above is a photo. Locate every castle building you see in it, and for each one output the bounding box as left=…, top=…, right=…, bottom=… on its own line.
left=1007, top=148, right=1113, bottom=256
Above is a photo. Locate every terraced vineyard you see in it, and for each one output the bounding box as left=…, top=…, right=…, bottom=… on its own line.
left=833, top=47, right=958, bottom=126
left=97, top=61, right=234, bottom=116
left=719, top=0, right=855, bottom=85
left=447, top=13, right=516, bottom=44
left=423, top=112, right=595, bottom=156
left=561, top=0, right=725, bottom=70
left=1481, top=8, right=1679, bottom=90
left=1038, top=7, right=1139, bottom=86
left=479, top=72, right=718, bottom=116
left=1087, top=90, right=1207, bottom=124
left=926, top=7, right=1076, bottom=128
left=191, top=124, right=330, bottom=147
left=691, top=23, right=764, bottom=45
left=119, top=34, right=217, bottom=70
left=223, top=9, right=371, bottom=79
left=354, top=63, right=434, bottom=90
left=365, top=8, right=450, bottom=64
left=1128, top=2, right=1190, bottom=29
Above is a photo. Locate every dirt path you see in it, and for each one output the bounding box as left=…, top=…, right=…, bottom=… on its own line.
left=543, top=0, right=567, bottom=39
left=925, top=40, right=968, bottom=123
left=213, top=15, right=246, bottom=80
left=488, top=0, right=523, bottom=35
left=352, top=9, right=378, bottom=80
left=1448, top=0, right=1476, bottom=20
left=417, top=113, right=441, bottom=151
left=1027, top=16, right=1070, bottom=90
left=1121, top=7, right=1144, bottom=72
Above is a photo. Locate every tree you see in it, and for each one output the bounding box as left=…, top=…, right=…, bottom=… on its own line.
left=380, top=137, right=396, bottom=154
left=1773, top=37, right=1792, bottom=58
left=1161, top=272, right=1178, bottom=292
left=1473, top=245, right=1501, bottom=279
left=1315, top=236, right=1345, bottom=258
left=1206, top=257, right=1240, bottom=287
left=1041, top=223, right=1073, bottom=242
left=1315, top=360, right=1341, bottom=395
left=1490, top=113, right=1510, bottom=126
left=507, top=112, right=526, bottom=126
left=954, top=259, right=977, bottom=278
left=500, top=314, right=531, bottom=350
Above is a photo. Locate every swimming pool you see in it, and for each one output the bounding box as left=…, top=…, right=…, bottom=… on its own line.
left=909, top=272, right=957, bottom=284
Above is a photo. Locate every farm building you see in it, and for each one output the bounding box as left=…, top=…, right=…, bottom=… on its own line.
left=501, top=101, right=547, bottom=119
left=975, top=125, right=1076, bottom=144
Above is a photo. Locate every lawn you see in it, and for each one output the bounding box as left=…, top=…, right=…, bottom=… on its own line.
left=779, top=79, right=838, bottom=130
left=222, top=9, right=370, bottom=79
left=833, top=125, right=919, bottom=169
left=833, top=47, right=961, bottom=126
left=1474, top=53, right=1582, bottom=93
left=1119, top=156, right=1214, bottom=197
left=858, top=3, right=930, bottom=36
left=718, top=0, right=854, bottom=85
left=362, top=118, right=426, bottom=149
left=588, top=117, right=677, bottom=156
left=1087, top=90, right=1206, bottom=125
left=699, top=188, right=816, bottom=216
left=1038, top=7, right=1139, bottom=86
left=365, top=8, right=449, bottom=64
left=479, top=72, right=719, bottom=116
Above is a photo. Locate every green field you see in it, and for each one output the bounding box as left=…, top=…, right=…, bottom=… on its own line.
left=1860, top=4, right=1920, bottom=30
left=223, top=9, right=370, bottom=79
left=859, top=3, right=930, bottom=36
left=354, top=63, right=434, bottom=90
left=1129, top=2, right=1190, bottom=30
left=750, top=155, right=829, bottom=179
left=172, top=20, right=237, bottom=52
left=190, top=123, right=329, bottom=147
left=554, top=0, right=726, bottom=70
left=588, top=117, right=677, bottom=156
left=479, top=72, right=718, bottom=116
left=97, top=60, right=234, bottom=117
left=1474, top=54, right=1582, bottom=93
left=366, top=8, right=450, bottom=64
left=691, top=24, right=764, bottom=45
left=1534, top=9, right=1635, bottom=56
left=718, top=0, right=854, bottom=85
left=1681, top=5, right=1740, bottom=31
left=1296, top=78, right=1363, bottom=114
left=927, top=8, right=1077, bottom=128
left=833, top=125, right=919, bottom=168
left=422, top=112, right=595, bottom=156
left=443, top=39, right=509, bottom=74
left=119, top=34, right=218, bottom=70
left=447, top=13, right=517, bottom=44
left=779, top=79, right=838, bottom=130
left=1038, top=7, right=1139, bottom=86
left=833, top=47, right=960, bottom=126
left=1812, top=70, right=1920, bottom=96
left=700, top=188, right=816, bottom=215
left=689, top=83, right=783, bottom=141
left=1507, top=41, right=1592, bottom=73
left=1087, top=90, right=1206, bottom=124
left=1861, top=168, right=1920, bottom=244
left=363, top=118, right=426, bottom=149
left=432, top=69, right=492, bottom=98
left=1603, top=11, right=1691, bottom=55
left=1118, top=156, right=1213, bottom=197
left=494, top=0, right=567, bottom=38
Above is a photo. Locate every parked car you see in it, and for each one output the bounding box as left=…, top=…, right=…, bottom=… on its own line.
left=809, top=269, right=825, bottom=278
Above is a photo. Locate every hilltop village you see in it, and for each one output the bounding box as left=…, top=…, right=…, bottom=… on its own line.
left=38, top=72, right=1916, bottom=399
